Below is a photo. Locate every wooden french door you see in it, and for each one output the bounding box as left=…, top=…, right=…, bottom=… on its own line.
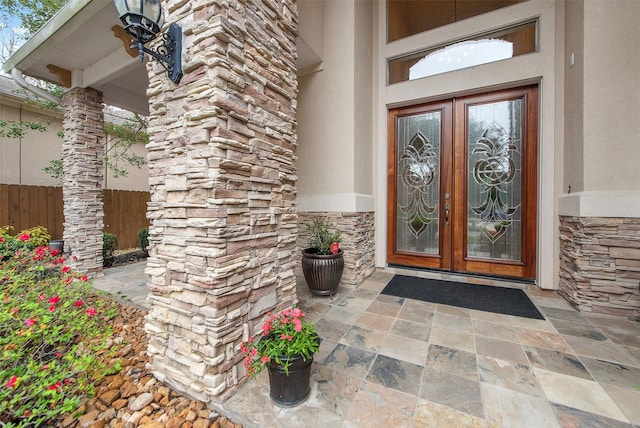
left=387, top=86, right=538, bottom=279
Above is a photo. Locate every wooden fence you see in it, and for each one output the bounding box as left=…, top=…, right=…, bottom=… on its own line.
left=0, top=184, right=150, bottom=250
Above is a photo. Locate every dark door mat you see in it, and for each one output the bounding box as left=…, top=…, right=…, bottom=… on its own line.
left=381, top=275, right=544, bottom=320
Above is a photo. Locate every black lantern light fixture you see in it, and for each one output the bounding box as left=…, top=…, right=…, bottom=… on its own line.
left=114, top=0, right=183, bottom=83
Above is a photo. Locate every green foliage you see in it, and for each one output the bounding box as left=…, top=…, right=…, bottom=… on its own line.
left=0, top=119, right=48, bottom=139
left=0, top=226, right=50, bottom=260
left=306, top=218, right=342, bottom=255
left=102, top=233, right=118, bottom=268
left=18, top=226, right=50, bottom=248
left=43, top=115, right=148, bottom=180
left=0, top=242, right=118, bottom=426
left=103, top=115, right=148, bottom=178
left=42, top=158, right=63, bottom=180
left=1, top=0, right=68, bottom=40
left=241, top=306, right=319, bottom=377
left=137, top=228, right=149, bottom=252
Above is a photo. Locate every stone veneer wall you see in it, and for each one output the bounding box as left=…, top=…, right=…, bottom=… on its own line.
left=61, top=87, right=105, bottom=278
left=559, top=216, right=640, bottom=317
left=297, top=212, right=376, bottom=285
left=143, top=0, right=299, bottom=402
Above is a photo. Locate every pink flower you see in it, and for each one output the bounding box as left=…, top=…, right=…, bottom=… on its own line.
left=39, top=294, right=46, bottom=301
left=294, top=319, right=302, bottom=333
left=74, top=300, right=84, bottom=307
left=86, top=307, right=97, bottom=317
left=330, top=242, right=340, bottom=254
left=25, top=318, right=36, bottom=327
left=18, top=233, right=30, bottom=241
left=262, top=322, right=272, bottom=334
left=42, top=364, right=48, bottom=370
left=48, top=296, right=60, bottom=305
left=261, top=355, right=270, bottom=363
left=7, top=376, right=17, bottom=388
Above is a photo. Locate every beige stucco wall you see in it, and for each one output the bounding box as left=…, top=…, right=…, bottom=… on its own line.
left=559, top=0, right=640, bottom=218
left=296, top=0, right=375, bottom=213
left=0, top=98, right=63, bottom=186
left=0, top=93, right=148, bottom=191
left=563, top=0, right=584, bottom=193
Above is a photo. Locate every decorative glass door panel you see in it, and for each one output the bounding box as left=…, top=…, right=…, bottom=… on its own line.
left=388, top=86, right=537, bottom=279
left=396, top=112, right=441, bottom=255
left=466, top=100, right=522, bottom=261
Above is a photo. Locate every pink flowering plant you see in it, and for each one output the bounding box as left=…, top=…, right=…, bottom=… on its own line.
left=0, top=234, right=119, bottom=426
left=241, top=306, right=320, bottom=377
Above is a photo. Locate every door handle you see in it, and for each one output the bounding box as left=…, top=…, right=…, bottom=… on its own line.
left=444, top=203, right=450, bottom=225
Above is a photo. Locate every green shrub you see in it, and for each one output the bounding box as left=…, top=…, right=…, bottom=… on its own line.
left=0, top=245, right=119, bottom=426
left=0, top=226, right=51, bottom=260
left=305, top=218, right=342, bottom=255
left=137, top=227, right=149, bottom=252
left=102, top=233, right=118, bottom=267
left=18, top=226, right=50, bottom=248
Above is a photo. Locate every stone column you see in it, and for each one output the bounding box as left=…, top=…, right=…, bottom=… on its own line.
left=144, top=0, right=299, bottom=401
left=61, top=87, right=105, bottom=278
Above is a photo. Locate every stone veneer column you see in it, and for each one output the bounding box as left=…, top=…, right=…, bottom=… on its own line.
left=144, top=0, right=299, bottom=401
left=297, top=212, right=376, bottom=285
left=61, top=87, right=105, bottom=278
left=559, top=216, right=640, bottom=317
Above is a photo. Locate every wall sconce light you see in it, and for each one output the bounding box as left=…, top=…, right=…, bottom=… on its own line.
left=113, top=0, right=183, bottom=83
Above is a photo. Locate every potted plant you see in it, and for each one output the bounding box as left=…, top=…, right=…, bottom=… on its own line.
left=240, top=306, right=320, bottom=407
left=301, top=218, right=344, bottom=296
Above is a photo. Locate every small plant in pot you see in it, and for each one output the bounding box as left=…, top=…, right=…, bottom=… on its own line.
left=241, top=306, right=320, bottom=407
left=301, top=218, right=344, bottom=296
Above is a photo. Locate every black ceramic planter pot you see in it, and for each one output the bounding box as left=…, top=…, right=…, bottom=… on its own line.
left=49, top=240, right=64, bottom=253
left=267, top=354, right=313, bottom=407
left=301, top=248, right=344, bottom=296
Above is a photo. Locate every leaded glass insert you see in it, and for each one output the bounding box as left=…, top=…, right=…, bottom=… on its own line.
left=396, top=112, right=441, bottom=254
left=467, top=100, right=522, bottom=261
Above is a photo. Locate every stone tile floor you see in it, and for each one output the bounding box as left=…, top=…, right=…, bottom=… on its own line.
left=93, top=263, right=640, bottom=428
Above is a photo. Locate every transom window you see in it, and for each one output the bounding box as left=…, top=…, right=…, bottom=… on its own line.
left=388, top=20, right=537, bottom=84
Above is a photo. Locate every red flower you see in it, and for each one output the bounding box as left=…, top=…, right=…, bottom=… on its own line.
left=48, top=296, right=60, bottom=305
left=0, top=236, right=4, bottom=243
left=74, top=300, right=84, bottom=307
left=7, top=376, right=17, bottom=388
left=80, top=274, right=88, bottom=282
left=50, top=249, right=60, bottom=256
left=48, top=305, right=56, bottom=312
left=86, top=307, right=97, bottom=317
left=330, top=242, right=340, bottom=254
left=61, top=266, right=71, bottom=273
left=46, top=381, right=62, bottom=391
left=261, top=355, right=270, bottom=363
left=18, top=233, right=30, bottom=242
